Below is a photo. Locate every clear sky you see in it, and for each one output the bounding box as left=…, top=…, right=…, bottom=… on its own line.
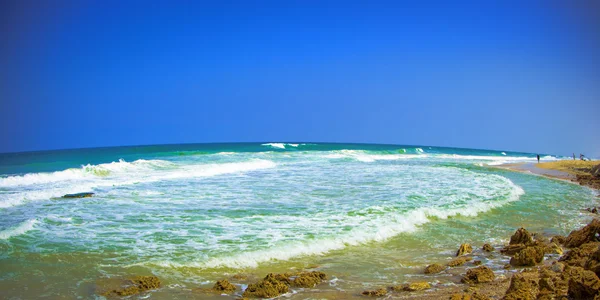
left=1, top=1, right=599, bottom=157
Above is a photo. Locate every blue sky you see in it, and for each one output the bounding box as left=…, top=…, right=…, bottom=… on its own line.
left=1, top=1, right=599, bottom=157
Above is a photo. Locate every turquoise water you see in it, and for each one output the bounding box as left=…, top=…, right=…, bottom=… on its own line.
left=0, top=143, right=595, bottom=298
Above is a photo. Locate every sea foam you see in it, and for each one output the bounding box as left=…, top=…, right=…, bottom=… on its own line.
left=0, top=219, right=37, bottom=239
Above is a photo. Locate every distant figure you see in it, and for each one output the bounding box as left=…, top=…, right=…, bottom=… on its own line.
left=573, top=153, right=576, bottom=160
left=580, top=154, right=585, bottom=161
left=537, top=154, right=540, bottom=163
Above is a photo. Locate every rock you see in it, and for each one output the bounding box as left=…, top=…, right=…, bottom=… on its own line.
left=585, top=246, right=600, bottom=277
left=551, top=235, right=566, bottom=245
left=450, top=294, right=471, bottom=300
left=510, top=228, right=533, bottom=245
left=101, top=276, right=160, bottom=297
left=545, top=242, right=563, bottom=255
left=472, top=260, right=482, bottom=266
left=564, top=219, right=600, bottom=248
left=424, top=263, right=445, bottom=274
left=62, top=192, right=94, bottom=198
left=471, top=292, right=491, bottom=300
left=564, top=266, right=600, bottom=299
left=291, top=271, right=327, bottom=288
left=501, top=244, right=527, bottom=256
left=212, top=279, right=236, bottom=293
left=461, top=266, right=495, bottom=284
left=448, top=256, right=472, bottom=267
left=482, top=244, right=494, bottom=252
left=403, top=282, right=430, bottom=291
left=457, top=243, right=473, bottom=256
left=231, top=274, right=248, bottom=281
left=551, top=262, right=565, bottom=273
left=592, top=164, right=600, bottom=177
left=560, top=242, right=600, bottom=268
left=362, top=288, right=387, bottom=296
left=243, top=273, right=289, bottom=298
left=510, top=246, right=545, bottom=267
left=502, top=273, right=539, bottom=300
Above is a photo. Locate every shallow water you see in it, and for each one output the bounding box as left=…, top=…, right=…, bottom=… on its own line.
left=0, top=143, right=595, bottom=299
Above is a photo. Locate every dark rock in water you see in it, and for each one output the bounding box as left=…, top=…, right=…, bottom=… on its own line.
left=461, top=266, right=495, bottom=284
left=242, top=271, right=326, bottom=298
left=457, top=243, right=473, bottom=256
left=291, top=271, right=327, bottom=288
left=448, top=256, right=472, bottom=267
left=101, top=276, right=160, bottom=297
left=62, top=192, right=94, bottom=198
left=212, top=279, right=236, bottom=293
left=510, top=228, right=533, bottom=245
left=361, top=288, right=387, bottom=296
left=564, top=219, right=600, bottom=248
left=482, top=243, right=494, bottom=252
left=243, top=273, right=289, bottom=298
left=424, top=263, right=445, bottom=274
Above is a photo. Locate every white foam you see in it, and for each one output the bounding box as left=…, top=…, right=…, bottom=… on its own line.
left=136, top=172, right=524, bottom=269
left=0, top=219, right=37, bottom=239
left=416, top=148, right=424, bottom=153
left=0, top=159, right=276, bottom=208
left=261, top=143, right=286, bottom=149
left=0, top=159, right=174, bottom=188
left=323, top=150, right=422, bottom=162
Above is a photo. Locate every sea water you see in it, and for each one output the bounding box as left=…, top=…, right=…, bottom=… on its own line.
left=0, top=143, right=595, bottom=298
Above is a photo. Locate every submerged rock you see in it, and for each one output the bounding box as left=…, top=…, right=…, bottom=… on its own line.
left=448, top=256, right=472, bottom=267
left=457, top=243, right=473, bottom=256
left=62, top=192, right=94, bottom=198
left=482, top=244, right=494, bottom=252
left=101, top=276, right=160, bottom=297
left=362, top=288, right=387, bottom=297
left=424, top=263, right=445, bottom=274
left=564, top=219, right=600, bottom=248
left=461, top=266, right=495, bottom=284
left=510, top=228, right=533, bottom=245
left=399, top=282, right=430, bottom=291
left=510, top=246, right=545, bottom=267
left=212, top=279, right=236, bottom=293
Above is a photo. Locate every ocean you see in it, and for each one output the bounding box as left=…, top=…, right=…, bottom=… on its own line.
left=0, top=143, right=595, bottom=298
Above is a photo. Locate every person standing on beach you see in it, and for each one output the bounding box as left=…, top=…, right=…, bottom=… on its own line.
left=537, top=154, right=540, bottom=163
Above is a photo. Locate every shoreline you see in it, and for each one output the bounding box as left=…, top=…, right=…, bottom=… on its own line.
left=491, top=160, right=600, bottom=193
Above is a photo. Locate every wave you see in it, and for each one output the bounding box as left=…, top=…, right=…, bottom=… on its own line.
left=261, top=143, right=308, bottom=150
left=140, top=174, right=523, bottom=269
left=0, top=159, right=175, bottom=188
left=323, top=150, right=423, bottom=162
left=0, top=159, right=276, bottom=208
left=0, top=219, right=37, bottom=239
